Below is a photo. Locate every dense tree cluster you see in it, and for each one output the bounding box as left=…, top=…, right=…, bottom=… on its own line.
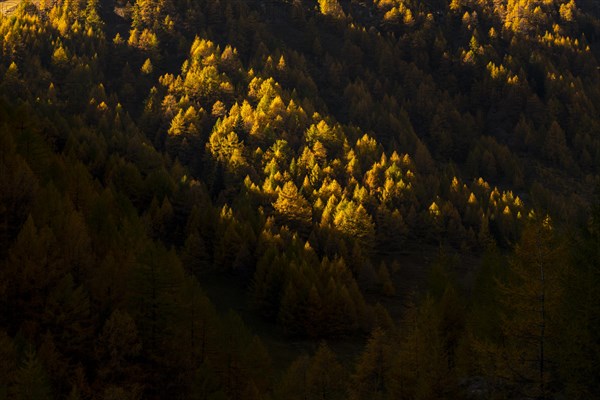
left=1, top=0, right=599, bottom=398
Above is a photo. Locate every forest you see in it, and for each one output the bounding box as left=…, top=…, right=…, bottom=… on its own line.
left=0, top=0, right=599, bottom=398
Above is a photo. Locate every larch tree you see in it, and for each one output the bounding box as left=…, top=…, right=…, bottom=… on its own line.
left=350, top=328, right=400, bottom=400
left=11, top=349, right=53, bottom=400
left=95, top=309, right=142, bottom=384
left=273, top=181, right=313, bottom=235
left=496, top=217, right=565, bottom=399
left=554, top=192, right=600, bottom=398
left=276, top=355, right=311, bottom=400
left=333, top=200, right=375, bottom=252
left=306, top=342, right=347, bottom=400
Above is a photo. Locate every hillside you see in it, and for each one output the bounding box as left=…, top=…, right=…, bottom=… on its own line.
left=1, top=0, right=600, bottom=399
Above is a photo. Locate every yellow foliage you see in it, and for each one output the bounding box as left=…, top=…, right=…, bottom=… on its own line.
left=429, top=202, right=441, bottom=217
left=468, top=192, right=477, bottom=205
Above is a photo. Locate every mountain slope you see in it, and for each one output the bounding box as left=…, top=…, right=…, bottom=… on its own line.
left=0, top=0, right=599, bottom=399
